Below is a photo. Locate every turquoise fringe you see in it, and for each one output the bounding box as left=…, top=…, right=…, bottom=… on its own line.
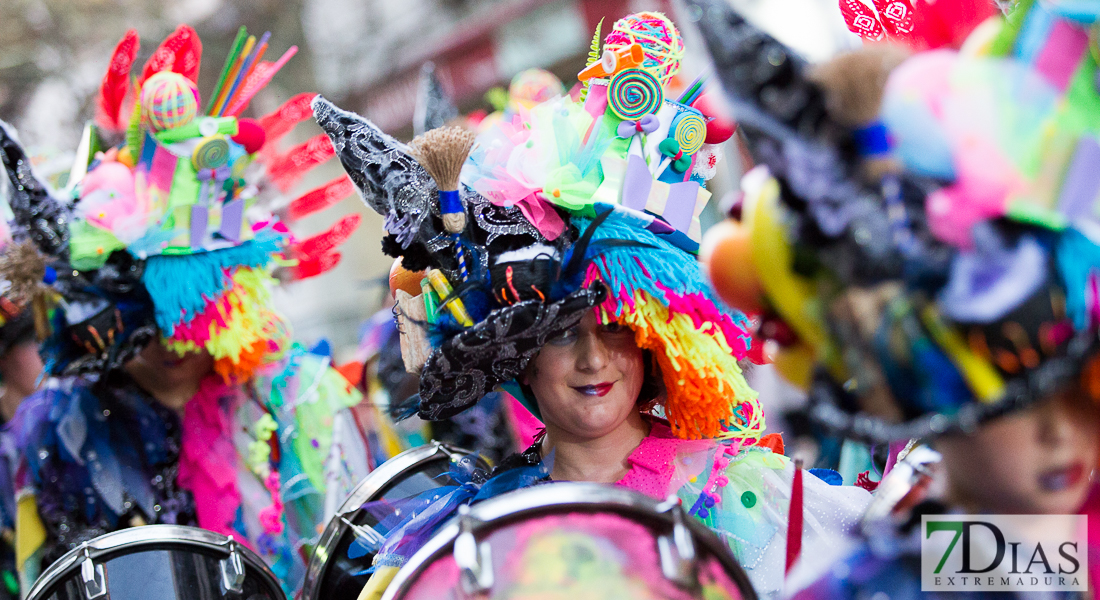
left=142, top=228, right=285, bottom=332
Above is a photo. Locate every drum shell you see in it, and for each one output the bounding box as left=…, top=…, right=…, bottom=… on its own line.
left=26, top=525, right=283, bottom=600
left=304, top=442, right=490, bottom=600
left=383, top=482, right=758, bottom=600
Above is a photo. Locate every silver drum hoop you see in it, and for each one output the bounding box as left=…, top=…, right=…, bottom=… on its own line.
left=382, top=482, right=758, bottom=600
left=303, top=441, right=487, bottom=600
left=26, top=524, right=283, bottom=600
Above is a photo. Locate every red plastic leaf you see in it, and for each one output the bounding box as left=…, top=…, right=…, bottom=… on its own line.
left=292, top=252, right=342, bottom=280
left=839, top=0, right=886, bottom=41
left=911, top=0, right=998, bottom=50
left=295, top=213, right=361, bottom=259
left=139, top=25, right=203, bottom=85
left=872, top=0, right=916, bottom=39
left=265, top=133, right=335, bottom=192
left=96, top=29, right=139, bottom=132
left=258, top=93, right=316, bottom=152
left=288, top=176, right=355, bottom=221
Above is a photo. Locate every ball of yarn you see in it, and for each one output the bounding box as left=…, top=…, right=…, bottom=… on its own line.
left=141, top=72, right=199, bottom=132
left=232, top=118, right=267, bottom=154
left=604, top=12, right=685, bottom=86
left=509, top=69, right=565, bottom=109
left=192, top=136, right=230, bottom=170
left=608, top=68, right=663, bottom=120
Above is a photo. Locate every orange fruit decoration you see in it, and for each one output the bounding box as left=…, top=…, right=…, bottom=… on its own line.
left=699, top=218, right=764, bottom=315
left=389, top=257, right=426, bottom=299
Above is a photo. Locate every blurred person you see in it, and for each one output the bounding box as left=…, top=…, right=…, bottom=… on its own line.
left=694, top=0, right=1100, bottom=595
left=0, top=25, right=368, bottom=595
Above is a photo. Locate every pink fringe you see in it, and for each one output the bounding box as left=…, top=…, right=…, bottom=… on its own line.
left=178, top=377, right=249, bottom=543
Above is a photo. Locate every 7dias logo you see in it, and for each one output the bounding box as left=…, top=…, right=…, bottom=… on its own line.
left=921, top=515, right=1087, bottom=592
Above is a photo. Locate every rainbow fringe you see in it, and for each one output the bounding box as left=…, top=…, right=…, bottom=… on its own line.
left=576, top=213, right=761, bottom=440
left=165, top=266, right=290, bottom=382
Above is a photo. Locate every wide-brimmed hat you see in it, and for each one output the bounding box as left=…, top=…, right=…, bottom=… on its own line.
left=315, top=11, right=763, bottom=440
left=0, top=26, right=358, bottom=381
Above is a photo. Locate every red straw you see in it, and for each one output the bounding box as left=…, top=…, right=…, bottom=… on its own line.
left=785, top=458, right=804, bottom=575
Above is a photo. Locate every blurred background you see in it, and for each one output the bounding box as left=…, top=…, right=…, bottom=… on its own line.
left=0, top=0, right=857, bottom=361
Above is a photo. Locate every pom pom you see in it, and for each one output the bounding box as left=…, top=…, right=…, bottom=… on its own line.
left=141, top=71, right=199, bottom=132
left=232, top=118, right=267, bottom=154
left=693, top=92, right=737, bottom=144
left=381, top=234, right=433, bottom=272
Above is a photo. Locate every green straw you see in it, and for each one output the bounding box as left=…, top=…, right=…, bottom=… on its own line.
left=205, top=26, right=248, bottom=115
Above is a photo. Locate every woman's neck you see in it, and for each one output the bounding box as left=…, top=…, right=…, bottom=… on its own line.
left=540, top=413, right=651, bottom=483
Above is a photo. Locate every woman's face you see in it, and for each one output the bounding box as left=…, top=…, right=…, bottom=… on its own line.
left=937, top=386, right=1100, bottom=515
left=124, top=339, right=214, bottom=410
left=523, top=311, right=646, bottom=442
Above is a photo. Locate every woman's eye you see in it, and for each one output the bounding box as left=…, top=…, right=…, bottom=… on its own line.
left=601, top=322, right=628, bottom=334
left=547, top=328, right=577, bottom=346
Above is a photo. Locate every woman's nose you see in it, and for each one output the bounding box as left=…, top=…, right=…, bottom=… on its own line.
left=1037, top=393, right=1079, bottom=446
left=575, top=332, right=610, bottom=373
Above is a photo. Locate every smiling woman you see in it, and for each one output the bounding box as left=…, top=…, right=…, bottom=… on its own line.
left=313, top=11, right=871, bottom=598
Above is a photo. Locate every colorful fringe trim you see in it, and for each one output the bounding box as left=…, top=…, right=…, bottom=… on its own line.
left=142, top=230, right=285, bottom=333
left=575, top=213, right=760, bottom=440
left=178, top=377, right=248, bottom=543
left=165, top=266, right=291, bottom=382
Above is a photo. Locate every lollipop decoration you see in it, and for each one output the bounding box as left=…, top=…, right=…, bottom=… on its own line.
left=672, top=112, right=706, bottom=155
left=607, top=68, right=663, bottom=120
left=603, top=12, right=685, bottom=86
left=410, top=126, right=477, bottom=282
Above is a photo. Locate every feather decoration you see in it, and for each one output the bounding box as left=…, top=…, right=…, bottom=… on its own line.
left=96, top=29, right=140, bottom=132
left=288, top=176, right=354, bottom=220
left=293, top=213, right=361, bottom=259
left=139, top=25, right=203, bottom=85
left=266, top=133, right=335, bottom=193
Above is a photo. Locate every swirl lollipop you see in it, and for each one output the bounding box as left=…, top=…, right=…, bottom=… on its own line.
left=192, top=136, right=230, bottom=170
left=672, top=112, right=707, bottom=155
left=608, top=68, right=663, bottom=120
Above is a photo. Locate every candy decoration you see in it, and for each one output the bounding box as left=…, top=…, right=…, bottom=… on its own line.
left=655, top=138, right=691, bottom=174
left=607, top=68, right=663, bottom=120
left=192, top=137, right=230, bottom=170
left=604, top=12, right=685, bottom=85
left=231, top=118, right=267, bottom=154
left=672, top=112, right=706, bottom=155
left=141, top=72, right=199, bottom=132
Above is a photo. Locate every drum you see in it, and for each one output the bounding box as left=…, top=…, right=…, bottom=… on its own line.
left=26, top=525, right=282, bottom=600
left=382, top=482, right=758, bottom=600
left=304, top=441, right=491, bottom=600
left=860, top=444, right=941, bottom=526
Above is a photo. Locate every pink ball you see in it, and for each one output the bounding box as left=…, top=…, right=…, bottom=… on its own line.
left=232, top=118, right=267, bottom=154
left=693, top=92, right=737, bottom=144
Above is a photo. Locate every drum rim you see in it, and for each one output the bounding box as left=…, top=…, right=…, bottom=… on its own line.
left=26, top=524, right=283, bottom=600
left=381, top=482, right=759, bottom=600
left=302, top=441, right=484, bottom=600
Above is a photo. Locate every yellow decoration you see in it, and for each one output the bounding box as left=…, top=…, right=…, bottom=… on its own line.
left=920, top=307, right=1006, bottom=402
left=15, top=495, right=45, bottom=570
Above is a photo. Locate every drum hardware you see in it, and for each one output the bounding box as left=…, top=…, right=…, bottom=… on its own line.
left=655, top=496, right=698, bottom=589
left=303, top=442, right=490, bottom=600
left=219, top=537, right=246, bottom=595
left=342, top=517, right=385, bottom=550
left=381, top=482, right=758, bottom=600
left=78, top=546, right=107, bottom=600
left=453, top=505, right=493, bottom=596
left=26, top=525, right=284, bottom=600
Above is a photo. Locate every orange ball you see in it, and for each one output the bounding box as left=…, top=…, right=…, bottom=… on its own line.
left=389, top=257, right=425, bottom=299
left=700, top=219, right=764, bottom=315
